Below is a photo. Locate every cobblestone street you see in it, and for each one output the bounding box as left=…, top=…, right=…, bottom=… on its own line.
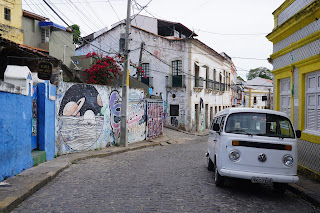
left=13, top=129, right=319, bottom=212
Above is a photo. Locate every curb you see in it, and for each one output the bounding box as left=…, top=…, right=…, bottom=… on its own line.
left=0, top=141, right=166, bottom=213
left=163, top=125, right=209, bottom=136
left=288, top=183, right=320, bottom=207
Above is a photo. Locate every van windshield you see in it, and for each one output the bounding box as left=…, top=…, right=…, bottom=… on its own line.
left=225, top=112, right=295, bottom=139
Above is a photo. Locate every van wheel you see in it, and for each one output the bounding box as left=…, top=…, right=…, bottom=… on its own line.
left=207, top=157, right=214, bottom=171
left=214, top=162, right=224, bottom=187
left=273, top=183, right=287, bottom=193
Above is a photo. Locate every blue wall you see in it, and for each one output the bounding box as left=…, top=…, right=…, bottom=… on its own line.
left=38, top=83, right=56, bottom=161
left=0, top=91, right=33, bottom=181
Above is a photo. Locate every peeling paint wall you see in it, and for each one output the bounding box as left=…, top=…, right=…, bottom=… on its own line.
left=0, top=82, right=33, bottom=181
left=55, top=82, right=146, bottom=155
left=0, top=0, right=23, bottom=44
left=166, top=89, right=188, bottom=130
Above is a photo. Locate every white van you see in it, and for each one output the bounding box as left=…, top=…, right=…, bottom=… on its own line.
left=206, top=108, right=301, bottom=192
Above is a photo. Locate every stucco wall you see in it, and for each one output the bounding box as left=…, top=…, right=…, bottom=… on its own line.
left=50, top=31, right=75, bottom=68
left=0, top=85, right=33, bottom=181
left=0, top=0, right=23, bottom=44
left=22, top=16, right=42, bottom=48
left=38, top=83, right=56, bottom=161
left=55, top=82, right=146, bottom=155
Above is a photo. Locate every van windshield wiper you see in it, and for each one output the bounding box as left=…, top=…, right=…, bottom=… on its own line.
left=229, top=129, right=253, bottom=136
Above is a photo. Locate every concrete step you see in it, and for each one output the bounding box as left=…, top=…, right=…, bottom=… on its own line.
left=31, top=151, right=46, bottom=166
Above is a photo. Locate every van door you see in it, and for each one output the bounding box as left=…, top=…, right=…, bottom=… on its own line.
left=215, top=116, right=226, bottom=162
left=208, top=118, right=216, bottom=155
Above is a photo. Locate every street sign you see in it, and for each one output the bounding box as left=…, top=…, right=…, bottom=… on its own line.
left=38, top=62, right=52, bottom=80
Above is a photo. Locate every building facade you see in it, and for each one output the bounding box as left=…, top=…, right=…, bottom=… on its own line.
left=22, top=10, right=75, bottom=69
left=243, top=77, right=273, bottom=109
left=75, top=15, right=235, bottom=132
left=0, top=0, right=23, bottom=44
left=267, top=0, right=320, bottom=180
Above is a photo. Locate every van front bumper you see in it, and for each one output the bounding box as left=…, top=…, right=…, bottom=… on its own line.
left=220, top=168, right=299, bottom=183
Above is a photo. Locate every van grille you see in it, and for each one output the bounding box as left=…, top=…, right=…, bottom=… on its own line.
left=232, top=141, right=292, bottom=151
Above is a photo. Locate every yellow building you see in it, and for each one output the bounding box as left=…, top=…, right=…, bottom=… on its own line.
left=0, top=0, right=23, bottom=44
left=267, top=0, right=320, bottom=181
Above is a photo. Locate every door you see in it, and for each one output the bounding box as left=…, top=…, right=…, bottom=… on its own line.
left=280, top=78, right=291, bottom=118
left=31, top=85, right=38, bottom=150
left=195, top=104, right=199, bottom=132
left=205, top=104, right=208, bottom=129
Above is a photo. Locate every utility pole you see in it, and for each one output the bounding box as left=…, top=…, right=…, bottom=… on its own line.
left=137, top=42, right=145, bottom=80
left=120, top=0, right=131, bottom=147
left=268, top=88, right=271, bottom=109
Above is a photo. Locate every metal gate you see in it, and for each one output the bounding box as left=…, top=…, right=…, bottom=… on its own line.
left=146, top=100, right=163, bottom=140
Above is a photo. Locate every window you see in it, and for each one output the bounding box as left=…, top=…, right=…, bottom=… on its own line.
left=205, top=67, right=210, bottom=88
left=170, top=105, right=179, bottom=116
left=280, top=78, right=291, bottom=117
left=172, top=60, right=183, bottom=87
left=141, top=63, right=150, bottom=85
left=225, top=113, right=295, bottom=138
left=4, top=8, right=10, bottom=21
left=220, top=116, right=226, bottom=132
left=305, top=70, right=320, bottom=133
left=41, top=28, right=50, bottom=43
left=172, top=60, right=182, bottom=75
left=119, top=33, right=125, bottom=53
left=141, top=63, right=149, bottom=77
left=253, top=96, right=257, bottom=104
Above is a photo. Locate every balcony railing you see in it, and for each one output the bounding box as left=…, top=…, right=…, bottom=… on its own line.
left=214, top=81, right=220, bottom=91
left=141, top=77, right=153, bottom=87
left=206, top=80, right=214, bottom=89
left=166, top=75, right=185, bottom=87
left=141, top=76, right=150, bottom=86
left=195, top=77, right=204, bottom=88
left=220, top=83, right=225, bottom=91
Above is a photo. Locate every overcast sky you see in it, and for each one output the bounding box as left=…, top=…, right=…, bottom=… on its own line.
left=22, top=0, right=284, bottom=80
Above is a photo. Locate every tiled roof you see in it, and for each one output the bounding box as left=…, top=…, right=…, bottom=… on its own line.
left=0, top=36, right=53, bottom=58
left=23, top=10, right=47, bottom=21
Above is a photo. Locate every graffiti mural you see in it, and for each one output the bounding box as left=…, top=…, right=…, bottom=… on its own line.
left=56, top=82, right=163, bottom=154
left=128, top=90, right=146, bottom=142
left=57, top=84, right=104, bottom=151
left=147, top=100, right=163, bottom=139
left=109, top=90, right=122, bottom=144
left=171, top=117, right=178, bottom=127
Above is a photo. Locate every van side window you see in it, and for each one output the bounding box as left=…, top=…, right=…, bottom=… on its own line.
left=220, top=116, right=226, bottom=132
left=210, top=118, right=217, bottom=130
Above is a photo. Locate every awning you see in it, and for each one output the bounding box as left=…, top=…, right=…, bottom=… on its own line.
left=39, top=21, right=66, bottom=31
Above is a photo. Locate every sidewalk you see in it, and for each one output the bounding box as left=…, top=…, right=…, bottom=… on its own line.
left=0, top=128, right=319, bottom=212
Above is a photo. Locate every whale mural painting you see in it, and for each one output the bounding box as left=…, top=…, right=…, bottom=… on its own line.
left=57, top=84, right=105, bottom=152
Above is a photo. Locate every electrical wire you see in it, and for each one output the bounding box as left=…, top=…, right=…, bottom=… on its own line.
left=42, top=0, right=117, bottom=55
left=108, top=0, right=121, bottom=21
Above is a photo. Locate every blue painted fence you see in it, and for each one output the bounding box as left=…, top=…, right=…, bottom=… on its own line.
left=0, top=81, right=56, bottom=181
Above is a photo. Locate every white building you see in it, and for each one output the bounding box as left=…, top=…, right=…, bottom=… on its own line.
left=243, top=77, right=273, bottom=109
left=75, top=15, right=236, bottom=132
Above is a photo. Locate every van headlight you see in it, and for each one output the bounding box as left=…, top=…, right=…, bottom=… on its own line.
left=229, top=150, right=240, bottom=162
left=283, top=155, right=294, bottom=167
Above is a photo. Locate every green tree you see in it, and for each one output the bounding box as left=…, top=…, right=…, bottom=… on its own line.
left=246, top=67, right=273, bottom=80
left=71, top=24, right=82, bottom=45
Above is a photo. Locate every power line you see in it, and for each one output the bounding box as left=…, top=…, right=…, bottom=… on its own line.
left=42, top=0, right=117, bottom=55
left=108, top=0, right=121, bottom=21
left=196, top=29, right=268, bottom=36
left=131, top=0, right=153, bottom=20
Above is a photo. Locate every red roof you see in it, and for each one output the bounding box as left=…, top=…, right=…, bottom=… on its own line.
left=23, top=10, right=47, bottom=21
left=0, top=36, right=53, bottom=58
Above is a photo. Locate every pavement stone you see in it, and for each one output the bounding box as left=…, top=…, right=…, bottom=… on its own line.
left=0, top=127, right=319, bottom=212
